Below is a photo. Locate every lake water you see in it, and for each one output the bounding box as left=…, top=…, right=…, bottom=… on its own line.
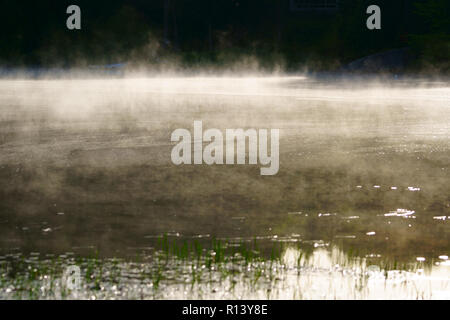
left=0, top=76, right=448, bottom=299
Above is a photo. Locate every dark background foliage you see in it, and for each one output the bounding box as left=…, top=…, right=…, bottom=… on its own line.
left=0, top=0, right=448, bottom=71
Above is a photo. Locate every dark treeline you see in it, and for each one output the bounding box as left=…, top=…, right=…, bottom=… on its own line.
left=0, top=0, right=448, bottom=72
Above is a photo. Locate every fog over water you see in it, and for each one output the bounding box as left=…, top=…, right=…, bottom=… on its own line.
left=0, top=75, right=448, bottom=299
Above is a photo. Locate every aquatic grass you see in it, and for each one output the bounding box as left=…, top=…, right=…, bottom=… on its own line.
left=0, top=237, right=445, bottom=300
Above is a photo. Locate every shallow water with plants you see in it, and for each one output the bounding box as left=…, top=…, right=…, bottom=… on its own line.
left=1, top=237, right=449, bottom=299
left=0, top=76, right=448, bottom=299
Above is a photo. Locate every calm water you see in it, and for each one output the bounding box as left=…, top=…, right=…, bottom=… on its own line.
left=0, top=76, right=448, bottom=299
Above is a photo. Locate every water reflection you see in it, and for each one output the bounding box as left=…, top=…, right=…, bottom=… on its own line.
left=1, top=244, right=449, bottom=300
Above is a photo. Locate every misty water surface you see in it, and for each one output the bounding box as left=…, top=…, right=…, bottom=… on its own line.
left=0, top=76, right=448, bottom=299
